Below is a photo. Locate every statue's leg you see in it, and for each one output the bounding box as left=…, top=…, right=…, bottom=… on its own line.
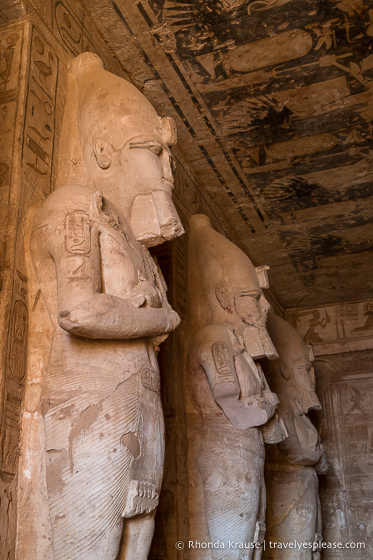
left=252, top=469, right=266, bottom=560
left=264, top=468, right=318, bottom=560
left=117, top=512, right=156, bottom=560
left=42, top=364, right=140, bottom=560
left=193, top=426, right=264, bottom=560
left=117, top=374, right=165, bottom=560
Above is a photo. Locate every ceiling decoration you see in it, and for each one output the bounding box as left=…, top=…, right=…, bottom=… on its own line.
left=80, top=0, right=373, bottom=308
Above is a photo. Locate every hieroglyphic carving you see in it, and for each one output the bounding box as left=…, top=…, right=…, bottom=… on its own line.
left=315, top=353, right=373, bottom=559
left=8, top=299, right=28, bottom=382
left=0, top=1, right=27, bottom=26
left=0, top=28, right=23, bottom=269
left=54, top=1, right=83, bottom=54
left=0, top=26, right=23, bottom=93
left=285, top=299, right=373, bottom=355
left=53, top=0, right=107, bottom=58
left=22, top=27, right=58, bottom=191
left=0, top=21, right=27, bottom=560
left=0, top=100, right=17, bottom=273
left=1, top=292, right=28, bottom=476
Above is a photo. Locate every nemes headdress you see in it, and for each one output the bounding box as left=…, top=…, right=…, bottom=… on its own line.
left=57, top=52, right=177, bottom=187
left=188, top=215, right=277, bottom=358
left=189, top=215, right=268, bottom=299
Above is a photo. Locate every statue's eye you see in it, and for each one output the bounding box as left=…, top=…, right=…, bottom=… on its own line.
left=148, top=144, right=162, bottom=156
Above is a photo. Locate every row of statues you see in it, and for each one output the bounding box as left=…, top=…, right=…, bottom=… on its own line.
left=187, top=215, right=327, bottom=560
left=16, top=53, right=327, bottom=560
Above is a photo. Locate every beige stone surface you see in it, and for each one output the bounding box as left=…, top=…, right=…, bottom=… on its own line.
left=263, top=310, right=327, bottom=560
left=185, top=214, right=282, bottom=560
left=0, top=5, right=128, bottom=553
left=314, top=350, right=373, bottom=560
left=16, top=52, right=183, bottom=560
left=0, top=1, right=372, bottom=559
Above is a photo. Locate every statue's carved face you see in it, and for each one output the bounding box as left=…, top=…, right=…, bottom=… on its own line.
left=215, top=284, right=277, bottom=359
left=121, top=135, right=184, bottom=246
left=233, top=289, right=271, bottom=328
left=281, top=356, right=321, bottom=412
left=125, top=136, right=177, bottom=195
left=293, top=362, right=321, bottom=413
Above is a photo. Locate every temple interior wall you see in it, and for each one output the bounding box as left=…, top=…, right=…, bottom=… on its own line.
left=150, top=223, right=373, bottom=559
left=0, top=2, right=237, bottom=556
left=0, top=1, right=372, bottom=559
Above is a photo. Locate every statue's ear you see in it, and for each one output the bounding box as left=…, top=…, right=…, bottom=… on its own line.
left=93, top=139, right=113, bottom=169
left=215, top=285, right=230, bottom=309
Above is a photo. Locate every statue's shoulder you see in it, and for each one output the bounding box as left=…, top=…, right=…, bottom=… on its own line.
left=33, top=184, right=96, bottom=228
left=190, top=323, right=233, bottom=356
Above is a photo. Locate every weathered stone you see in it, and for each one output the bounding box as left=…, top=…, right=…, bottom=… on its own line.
left=263, top=310, right=328, bottom=560
left=16, top=52, right=183, bottom=560
left=185, top=214, right=283, bottom=559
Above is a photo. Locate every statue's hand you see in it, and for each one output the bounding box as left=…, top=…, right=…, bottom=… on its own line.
left=314, top=451, right=329, bottom=475
left=164, top=308, right=181, bottom=333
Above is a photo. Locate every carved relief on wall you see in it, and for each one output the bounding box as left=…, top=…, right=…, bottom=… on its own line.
left=0, top=26, right=23, bottom=92
left=0, top=25, right=23, bottom=265
left=0, top=100, right=17, bottom=267
left=53, top=0, right=108, bottom=58
left=285, top=299, right=373, bottom=354
left=315, top=352, right=373, bottom=559
left=22, top=27, right=58, bottom=192
left=0, top=23, right=28, bottom=560
left=1, top=299, right=28, bottom=476
left=0, top=1, right=27, bottom=26
left=54, top=1, right=84, bottom=55
left=0, top=269, right=28, bottom=560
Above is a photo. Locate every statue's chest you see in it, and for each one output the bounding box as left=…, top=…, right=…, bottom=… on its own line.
left=293, top=412, right=319, bottom=451
left=98, top=225, right=161, bottom=305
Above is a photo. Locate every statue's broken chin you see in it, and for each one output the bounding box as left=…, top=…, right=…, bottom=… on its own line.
left=130, top=190, right=184, bottom=247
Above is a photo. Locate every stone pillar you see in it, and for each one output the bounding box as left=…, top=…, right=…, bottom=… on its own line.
left=0, top=16, right=49, bottom=558
left=0, top=1, right=136, bottom=555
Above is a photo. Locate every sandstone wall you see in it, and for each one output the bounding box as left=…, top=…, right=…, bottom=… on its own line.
left=0, top=1, right=372, bottom=559
left=286, top=303, right=373, bottom=559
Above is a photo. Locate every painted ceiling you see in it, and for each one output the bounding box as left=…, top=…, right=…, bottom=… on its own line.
left=79, top=0, right=373, bottom=309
